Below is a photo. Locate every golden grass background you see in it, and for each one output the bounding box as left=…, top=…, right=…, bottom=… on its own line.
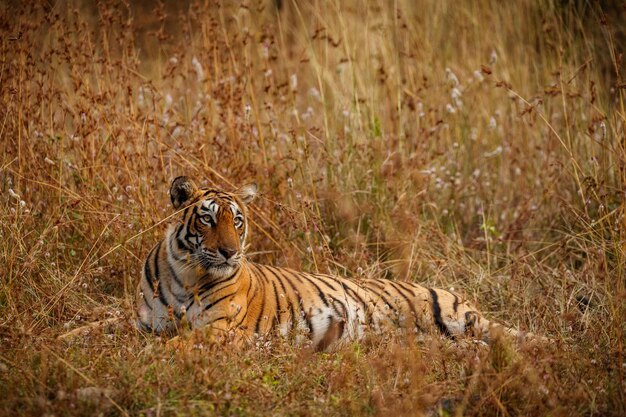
left=1, top=0, right=624, bottom=415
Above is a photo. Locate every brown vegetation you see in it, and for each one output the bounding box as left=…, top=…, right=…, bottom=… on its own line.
left=0, top=1, right=624, bottom=415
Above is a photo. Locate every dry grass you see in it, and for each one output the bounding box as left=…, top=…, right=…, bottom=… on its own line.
left=1, top=0, right=625, bottom=415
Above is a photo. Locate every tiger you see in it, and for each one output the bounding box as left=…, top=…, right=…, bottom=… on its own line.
left=136, top=176, right=538, bottom=350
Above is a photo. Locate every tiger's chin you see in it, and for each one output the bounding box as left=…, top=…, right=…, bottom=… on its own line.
left=203, top=263, right=239, bottom=279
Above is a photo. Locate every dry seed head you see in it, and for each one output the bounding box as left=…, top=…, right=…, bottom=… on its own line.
left=290, top=74, right=298, bottom=91
left=445, top=67, right=459, bottom=86
left=191, top=56, right=204, bottom=82
left=8, top=189, right=20, bottom=200
left=490, top=49, right=498, bottom=64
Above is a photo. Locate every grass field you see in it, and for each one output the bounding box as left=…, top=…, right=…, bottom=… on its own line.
left=1, top=1, right=625, bottom=415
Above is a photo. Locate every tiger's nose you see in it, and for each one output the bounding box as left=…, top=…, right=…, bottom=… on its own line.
left=218, top=247, right=237, bottom=259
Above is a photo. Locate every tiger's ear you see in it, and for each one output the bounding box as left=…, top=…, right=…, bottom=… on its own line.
left=236, top=183, right=257, bottom=204
left=170, top=176, right=198, bottom=209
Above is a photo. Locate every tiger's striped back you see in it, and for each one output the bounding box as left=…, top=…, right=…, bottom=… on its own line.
left=136, top=177, right=533, bottom=349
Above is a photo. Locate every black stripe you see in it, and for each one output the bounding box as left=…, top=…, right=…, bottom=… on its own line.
left=183, top=296, right=195, bottom=312
left=264, top=265, right=298, bottom=331
left=176, top=206, right=191, bottom=244
left=143, top=244, right=159, bottom=283
left=276, top=268, right=328, bottom=314
left=387, top=280, right=423, bottom=331
left=329, top=314, right=345, bottom=339
left=272, top=268, right=289, bottom=314
left=153, top=243, right=171, bottom=308
left=137, top=319, right=152, bottom=332
left=203, top=292, right=237, bottom=311
left=340, top=282, right=371, bottom=324
left=139, top=250, right=155, bottom=308
left=299, top=274, right=342, bottom=318
left=200, top=282, right=237, bottom=306
left=257, top=270, right=269, bottom=284
left=168, top=233, right=185, bottom=261
left=271, top=280, right=282, bottom=327
left=153, top=242, right=161, bottom=277
left=452, top=294, right=459, bottom=313
left=214, top=192, right=234, bottom=201
left=302, top=304, right=313, bottom=338
left=364, top=280, right=386, bottom=290
left=395, top=280, right=417, bottom=296
left=184, top=230, right=199, bottom=245
left=285, top=269, right=304, bottom=284
left=176, top=236, right=190, bottom=251
left=144, top=244, right=168, bottom=308
left=208, top=315, right=229, bottom=324
left=175, top=224, right=190, bottom=250
left=379, top=290, right=401, bottom=313
left=184, top=207, right=200, bottom=244
left=233, top=311, right=248, bottom=329
left=267, top=266, right=310, bottom=335
left=190, top=205, right=200, bottom=226
left=253, top=287, right=267, bottom=334
left=428, top=288, right=451, bottom=337
left=297, top=273, right=330, bottom=308
left=313, top=274, right=339, bottom=292
left=227, top=278, right=252, bottom=329
left=245, top=266, right=257, bottom=301
left=248, top=271, right=259, bottom=302
left=198, top=274, right=237, bottom=295
left=254, top=301, right=266, bottom=334
left=387, top=281, right=411, bottom=301
left=327, top=295, right=348, bottom=320
left=365, top=281, right=398, bottom=312
left=165, top=261, right=190, bottom=304
left=201, top=190, right=234, bottom=201
left=248, top=265, right=267, bottom=334
left=336, top=317, right=345, bottom=339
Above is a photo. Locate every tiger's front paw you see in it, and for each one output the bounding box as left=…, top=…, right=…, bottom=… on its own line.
left=165, top=335, right=190, bottom=352
left=165, top=330, right=208, bottom=352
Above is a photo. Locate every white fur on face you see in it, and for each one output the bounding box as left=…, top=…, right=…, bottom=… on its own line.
left=199, top=199, right=219, bottom=223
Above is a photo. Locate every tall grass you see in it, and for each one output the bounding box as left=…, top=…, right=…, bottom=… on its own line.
left=0, top=1, right=624, bottom=415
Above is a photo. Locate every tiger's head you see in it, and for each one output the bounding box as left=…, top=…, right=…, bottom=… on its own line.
left=169, top=176, right=257, bottom=278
